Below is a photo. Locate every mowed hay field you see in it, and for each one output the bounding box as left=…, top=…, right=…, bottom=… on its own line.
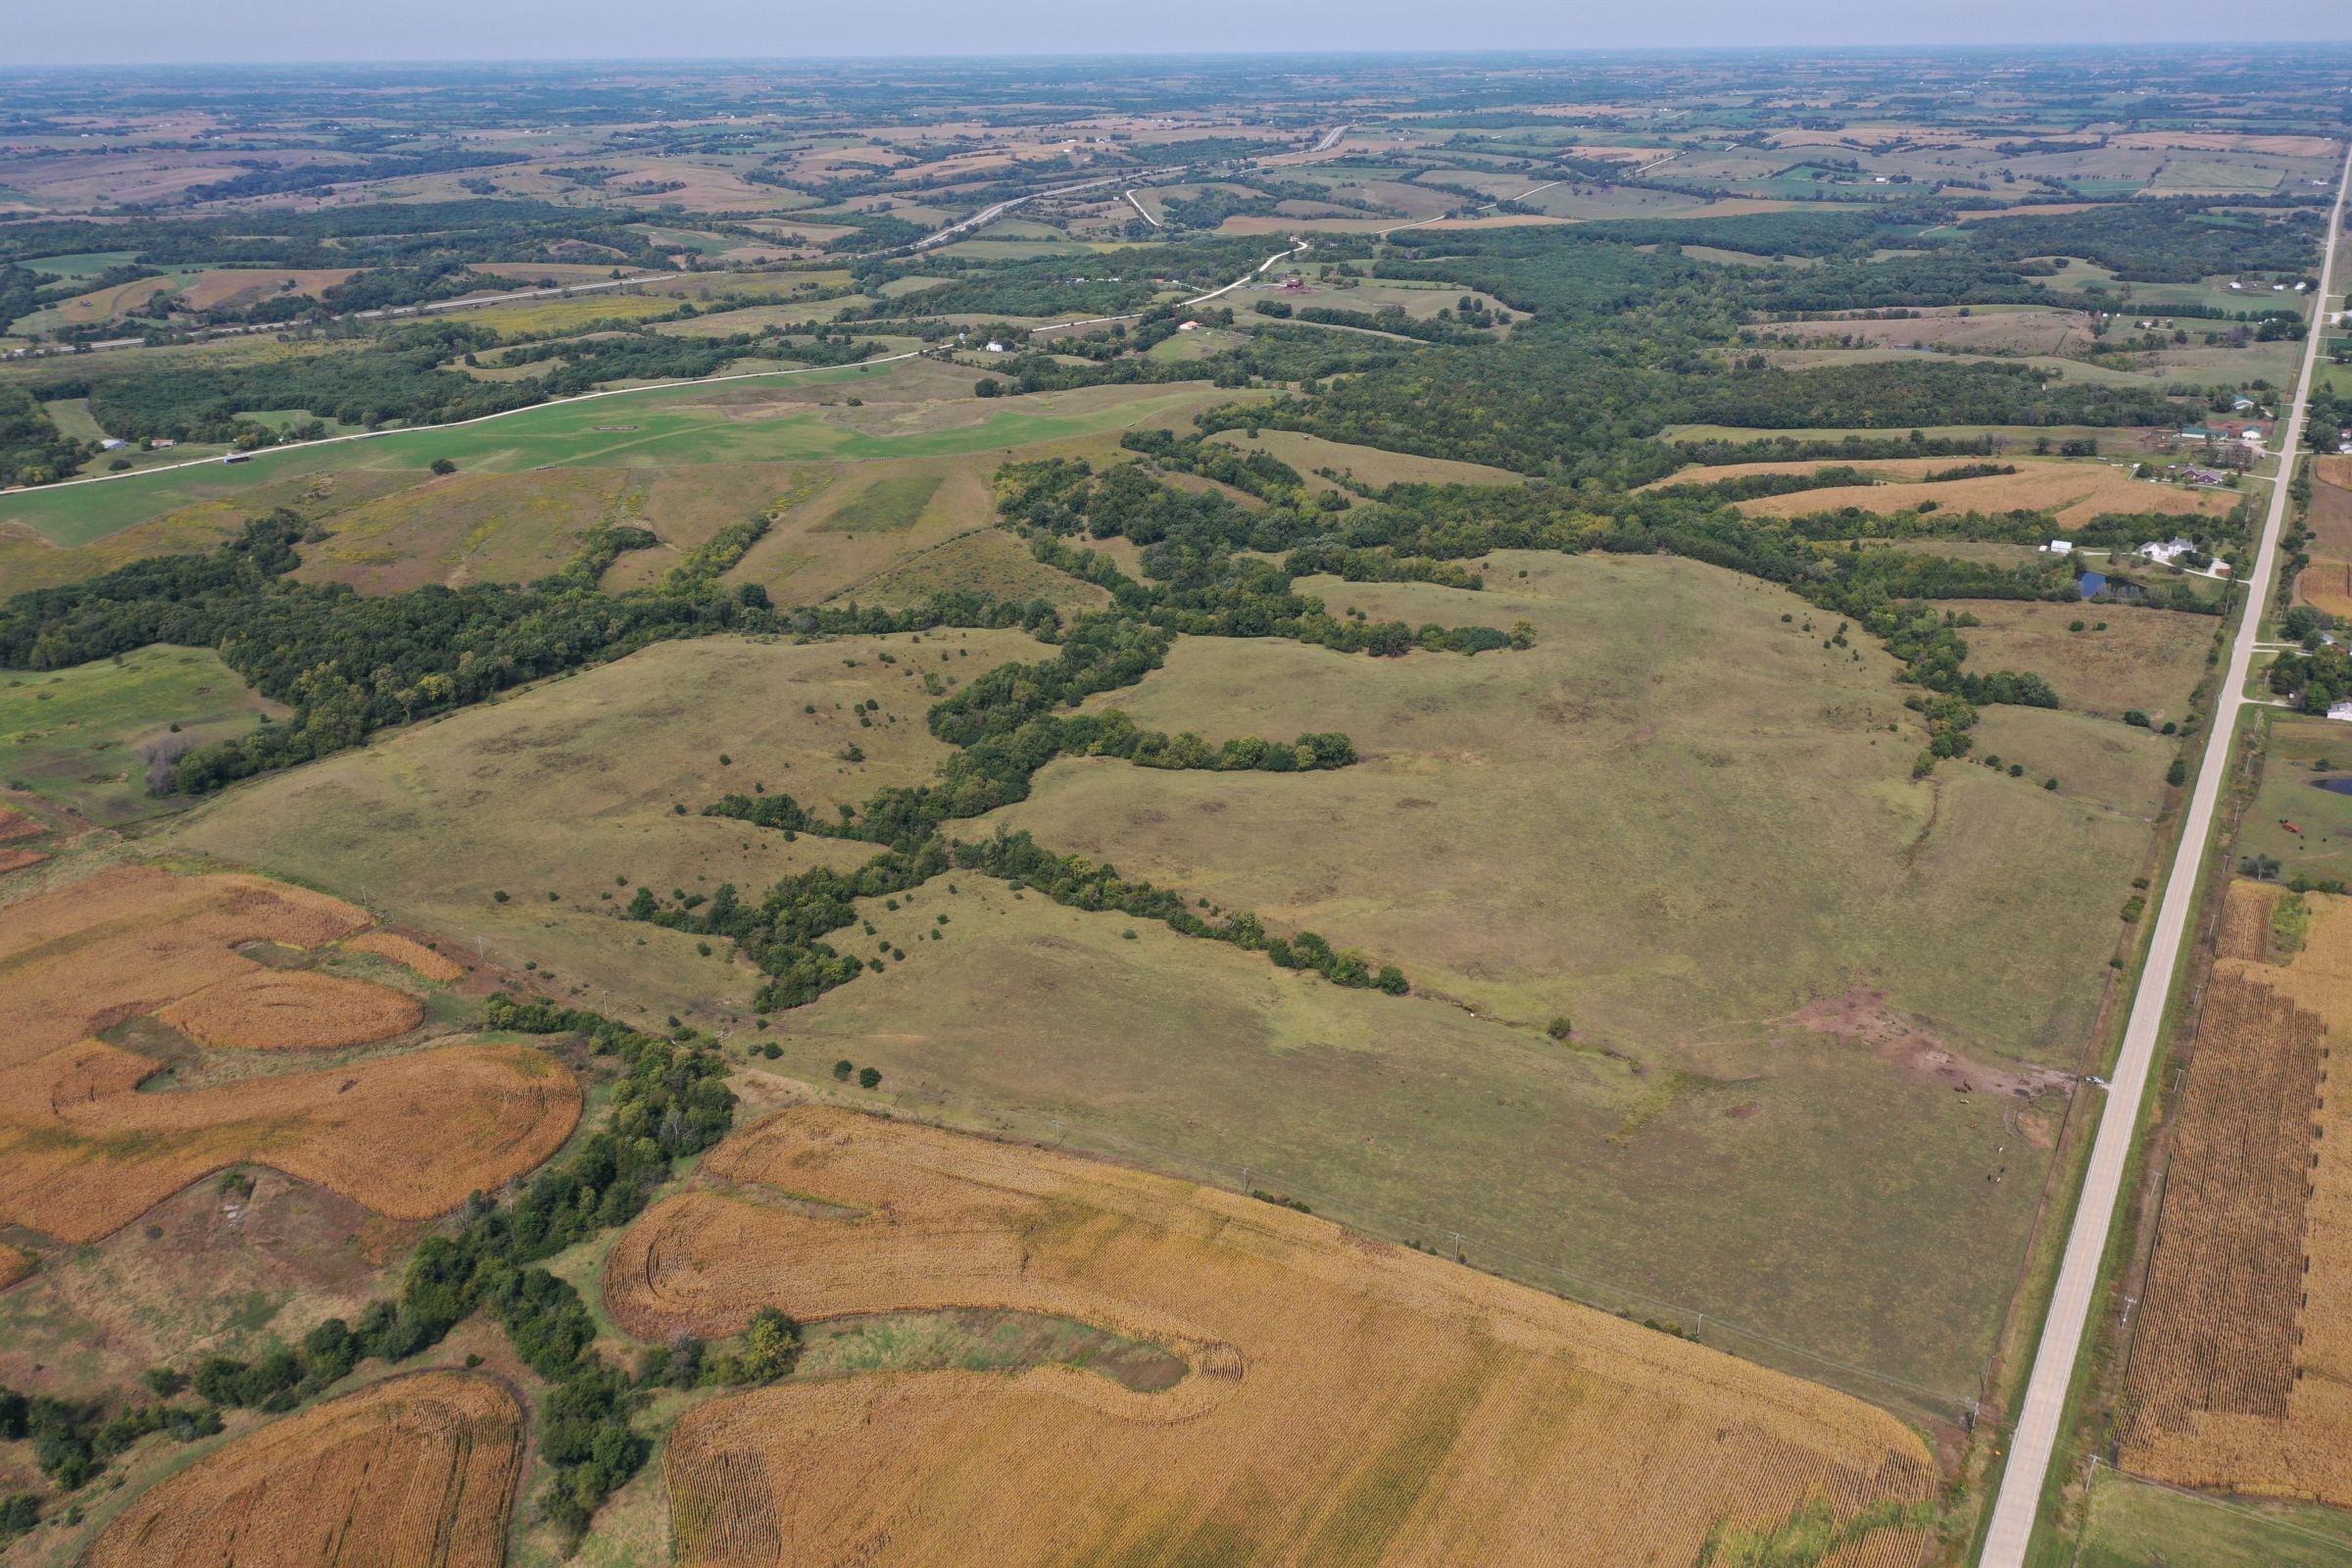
left=994, top=553, right=2152, bottom=1067
left=613, top=1107, right=1937, bottom=1568
left=1205, top=427, right=1526, bottom=490
left=291, top=467, right=645, bottom=593
left=87, top=1372, right=522, bottom=1568
left=168, top=630, right=1045, bottom=1023
left=1, top=645, right=287, bottom=825
left=1939, top=602, right=2218, bottom=723
left=1735, top=463, right=2239, bottom=530
left=0, top=865, right=578, bottom=1244
left=2123, top=884, right=2352, bottom=1504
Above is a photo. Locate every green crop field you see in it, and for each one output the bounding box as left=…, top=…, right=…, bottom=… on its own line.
left=0, top=646, right=285, bottom=825
left=817, top=470, right=944, bottom=532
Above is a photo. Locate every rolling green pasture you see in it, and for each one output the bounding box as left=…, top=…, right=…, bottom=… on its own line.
left=0, top=645, right=284, bottom=825
left=993, top=553, right=2153, bottom=1072
left=168, top=628, right=1046, bottom=1020
left=20, top=251, right=139, bottom=280
left=0, top=364, right=1231, bottom=550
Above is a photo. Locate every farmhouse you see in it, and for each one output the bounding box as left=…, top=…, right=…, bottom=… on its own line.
left=2140, top=537, right=2196, bottom=565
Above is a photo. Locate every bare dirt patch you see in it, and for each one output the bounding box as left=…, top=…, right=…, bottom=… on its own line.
left=1792, top=986, right=2074, bottom=1100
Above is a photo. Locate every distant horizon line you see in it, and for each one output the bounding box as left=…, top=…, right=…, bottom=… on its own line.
left=14, top=39, right=2352, bottom=71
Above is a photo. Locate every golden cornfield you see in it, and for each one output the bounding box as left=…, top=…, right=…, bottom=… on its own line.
left=0, top=866, right=579, bottom=1244
left=87, top=1371, right=522, bottom=1568
left=2123, top=883, right=2352, bottom=1502
left=159, top=969, right=425, bottom=1051
left=345, top=929, right=466, bottom=983
left=612, top=1107, right=1938, bottom=1568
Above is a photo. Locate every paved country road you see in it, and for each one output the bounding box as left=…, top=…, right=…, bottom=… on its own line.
left=1977, top=140, right=2352, bottom=1568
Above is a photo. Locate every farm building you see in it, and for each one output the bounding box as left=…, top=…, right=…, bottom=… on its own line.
left=2140, top=537, right=2196, bottom=565
left=2041, top=540, right=2075, bottom=556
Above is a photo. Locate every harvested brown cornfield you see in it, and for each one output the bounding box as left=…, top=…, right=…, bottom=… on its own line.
left=1736, top=465, right=2235, bottom=530
left=0, top=808, right=39, bottom=845
left=0, top=866, right=581, bottom=1243
left=615, top=1108, right=1938, bottom=1568
left=87, top=1371, right=522, bottom=1568
left=2123, top=890, right=2352, bottom=1503
left=2216, top=878, right=2285, bottom=963
left=0, top=1243, right=30, bottom=1291
left=159, top=968, right=425, bottom=1053
left=0, top=1040, right=579, bottom=1244
left=0, top=848, right=45, bottom=877
left=345, top=929, right=466, bottom=983
left=160, top=969, right=425, bottom=1051
left=2298, top=562, right=2352, bottom=621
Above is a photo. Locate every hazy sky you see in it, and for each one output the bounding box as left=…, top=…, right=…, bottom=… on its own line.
left=12, top=0, right=2352, bottom=65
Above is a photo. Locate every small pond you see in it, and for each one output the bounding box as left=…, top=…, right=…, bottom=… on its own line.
left=2314, top=778, right=2352, bottom=796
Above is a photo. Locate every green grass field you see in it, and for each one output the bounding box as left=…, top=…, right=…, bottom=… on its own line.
left=2234, top=710, right=2352, bottom=884
left=818, top=471, right=944, bottom=533
left=167, top=628, right=1046, bottom=1021
left=767, top=860, right=2043, bottom=1405
left=996, top=553, right=2150, bottom=1070
left=0, top=646, right=285, bottom=825
left=2076, top=1464, right=2352, bottom=1567
left=0, top=363, right=1232, bottom=552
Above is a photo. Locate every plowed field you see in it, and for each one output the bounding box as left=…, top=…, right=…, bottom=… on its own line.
left=612, top=1107, right=1937, bottom=1568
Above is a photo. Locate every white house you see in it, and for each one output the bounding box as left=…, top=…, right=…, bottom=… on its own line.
left=2329, top=699, right=2352, bottom=722
left=2141, top=537, right=2195, bottom=564
left=2041, top=540, right=2074, bottom=556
